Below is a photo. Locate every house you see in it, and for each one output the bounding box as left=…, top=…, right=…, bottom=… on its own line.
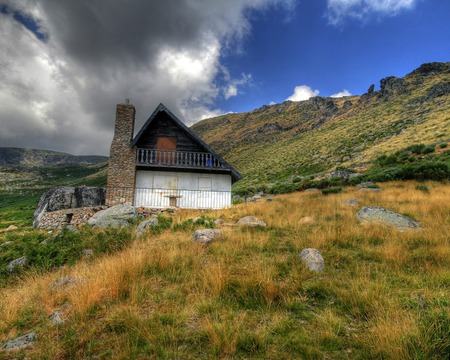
left=106, top=101, right=242, bottom=209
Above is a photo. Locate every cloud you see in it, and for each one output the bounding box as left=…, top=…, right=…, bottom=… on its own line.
left=286, top=85, right=320, bottom=101
left=327, top=0, right=417, bottom=25
left=330, top=89, right=352, bottom=98
left=0, top=0, right=294, bottom=155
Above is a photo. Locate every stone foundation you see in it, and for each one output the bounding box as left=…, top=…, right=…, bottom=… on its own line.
left=36, top=207, right=105, bottom=229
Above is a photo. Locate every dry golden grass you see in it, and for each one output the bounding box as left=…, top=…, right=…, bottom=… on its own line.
left=1, top=181, right=449, bottom=358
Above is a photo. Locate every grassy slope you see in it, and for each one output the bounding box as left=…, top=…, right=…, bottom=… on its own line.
left=0, top=181, right=449, bottom=359
left=192, top=65, right=450, bottom=192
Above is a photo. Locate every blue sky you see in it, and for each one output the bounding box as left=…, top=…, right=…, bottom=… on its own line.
left=0, top=0, right=449, bottom=155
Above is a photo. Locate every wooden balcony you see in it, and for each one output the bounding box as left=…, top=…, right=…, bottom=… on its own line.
left=136, top=148, right=227, bottom=170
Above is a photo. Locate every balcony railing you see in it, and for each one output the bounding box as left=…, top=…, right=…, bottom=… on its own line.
left=136, top=148, right=227, bottom=170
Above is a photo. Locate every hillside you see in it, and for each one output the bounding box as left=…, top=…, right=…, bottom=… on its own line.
left=0, top=147, right=108, bottom=170
left=1, top=181, right=449, bottom=358
left=192, top=62, right=450, bottom=191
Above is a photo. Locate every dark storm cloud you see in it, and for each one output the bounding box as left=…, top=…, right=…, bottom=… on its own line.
left=0, top=0, right=294, bottom=155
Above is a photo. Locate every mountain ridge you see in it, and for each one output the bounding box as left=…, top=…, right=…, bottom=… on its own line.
left=0, top=147, right=108, bottom=170
left=191, top=62, right=450, bottom=191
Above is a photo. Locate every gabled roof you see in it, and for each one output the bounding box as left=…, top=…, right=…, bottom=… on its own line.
left=131, top=103, right=242, bottom=182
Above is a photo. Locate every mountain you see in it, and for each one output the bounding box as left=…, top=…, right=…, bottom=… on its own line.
left=192, top=62, right=450, bottom=191
left=0, top=147, right=108, bottom=170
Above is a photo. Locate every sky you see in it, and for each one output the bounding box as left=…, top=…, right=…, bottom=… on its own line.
left=0, top=0, right=449, bottom=156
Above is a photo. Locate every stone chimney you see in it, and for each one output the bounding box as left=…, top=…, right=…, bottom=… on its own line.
left=106, top=102, right=136, bottom=206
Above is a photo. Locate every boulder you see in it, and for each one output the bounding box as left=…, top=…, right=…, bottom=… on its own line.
left=7, top=256, right=27, bottom=273
left=34, top=186, right=105, bottom=228
left=300, top=248, right=324, bottom=273
left=192, top=229, right=222, bottom=244
left=237, top=216, right=266, bottom=227
left=88, top=205, right=138, bottom=228
left=136, top=218, right=159, bottom=236
left=356, top=206, right=420, bottom=231
left=50, top=277, right=82, bottom=290
left=2, top=332, right=36, bottom=350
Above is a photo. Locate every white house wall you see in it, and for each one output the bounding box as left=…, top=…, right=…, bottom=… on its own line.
left=134, top=170, right=232, bottom=209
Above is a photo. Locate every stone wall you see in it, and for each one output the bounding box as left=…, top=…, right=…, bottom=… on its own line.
left=37, top=207, right=105, bottom=229
left=106, top=103, right=137, bottom=206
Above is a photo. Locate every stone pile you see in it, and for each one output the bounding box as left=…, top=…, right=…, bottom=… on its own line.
left=36, top=206, right=105, bottom=229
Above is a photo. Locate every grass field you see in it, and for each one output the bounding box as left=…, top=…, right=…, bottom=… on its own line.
left=1, top=181, right=449, bottom=359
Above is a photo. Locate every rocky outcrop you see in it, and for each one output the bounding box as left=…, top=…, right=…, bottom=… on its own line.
left=192, top=229, right=222, bottom=244
left=408, top=62, right=450, bottom=77
left=87, top=205, right=138, bottom=228
left=300, top=248, right=324, bottom=273
left=34, top=186, right=105, bottom=228
left=379, top=76, right=409, bottom=100
left=356, top=206, right=420, bottom=231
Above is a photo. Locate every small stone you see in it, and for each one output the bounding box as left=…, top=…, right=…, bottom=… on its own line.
left=136, top=218, right=159, bottom=236
left=344, top=198, right=358, bottom=206
left=192, top=229, right=222, bottom=244
left=236, top=216, right=266, bottom=227
left=266, top=197, right=273, bottom=202
left=300, top=248, right=324, bottom=273
left=6, top=225, right=18, bottom=231
left=7, top=256, right=27, bottom=273
left=2, top=332, right=36, bottom=350
left=214, top=219, right=224, bottom=225
left=192, top=217, right=203, bottom=223
left=83, top=249, right=94, bottom=257
left=359, top=188, right=382, bottom=192
left=50, top=277, right=81, bottom=290
left=50, top=310, right=65, bottom=325
left=0, top=241, right=13, bottom=247
left=357, top=181, right=375, bottom=188
left=299, top=216, right=314, bottom=225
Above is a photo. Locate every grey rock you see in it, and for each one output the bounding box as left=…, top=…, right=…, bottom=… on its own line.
left=49, top=310, right=65, bottom=325
left=342, top=100, right=352, bottom=110
left=330, top=170, right=359, bottom=180
left=34, top=186, right=105, bottom=228
left=0, top=241, right=13, bottom=247
left=266, top=197, right=273, bottom=202
left=2, top=332, right=36, bottom=350
left=357, top=181, right=375, bottom=188
left=88, top=205, right=138, bottom=228
left=300, top=248, right=324, bottom=273
left=7, top=256, right=27, bottom=273
left=214, top=219, right=224, bottom=225
left=136, top=218, right=159, bottom=236
left=82, top=249, right=94, bottom=257
left=50, top=277, right=81, bottom=290
left=367, top=84, right=375, bottom=94
left=344, top=198, right=358, bottom=206
left=356, top=206, right=420, bottom=231
left=246, top=197, right=256, bottom=203
left=359, top=188, right=382, bottom=192
left=305, top=188, right=319, bottom=192
left=237, top=216, right=266, bottom=227
left=192, top=229, right=222, bottom=244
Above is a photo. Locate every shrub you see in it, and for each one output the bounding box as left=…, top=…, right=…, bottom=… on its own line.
left=439, top=142, right=448, bottom=149
left=415, top=185, right=429, bottom=193
left=421, top=145, right=435, bottom=154
left=322, top=187, right=342, bottom=195
left=407, top=144, right=426, bottom=155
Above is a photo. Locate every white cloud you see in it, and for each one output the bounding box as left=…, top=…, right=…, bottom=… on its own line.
left=330, top=89, right=352, bottom=98
left=0, top=0, right=294, bottom=155
left=269, top=101, right=276, bottom=105
left=327, top=0, right=417, bottom=25
left=286, top=85, right=319, bottom=101
left=223, top=73, right=252, bottom=100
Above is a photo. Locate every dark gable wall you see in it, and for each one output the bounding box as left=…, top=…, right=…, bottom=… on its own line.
left=135, top=112, right=204, bottom=153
